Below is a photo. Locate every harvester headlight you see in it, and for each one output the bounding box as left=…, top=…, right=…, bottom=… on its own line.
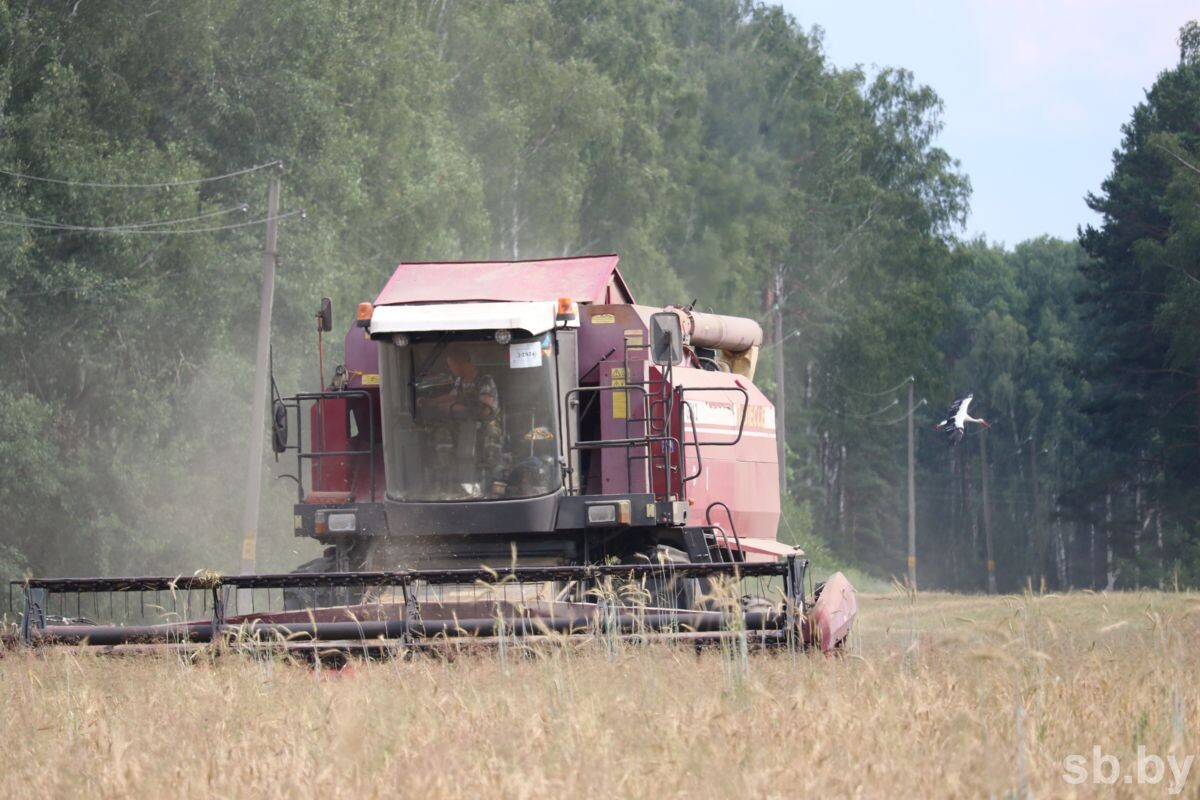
left=494, top=329, right=513, bottom=345
left=391, top=333, right=410, bottom=347
left=585, top=500, right=631, bottom=526
left=326, top=512, right=357, bottom=533
left=587, top=504, right=616, bottom=524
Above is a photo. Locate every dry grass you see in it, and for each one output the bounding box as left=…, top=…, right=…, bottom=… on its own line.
left=2, top=590, right=1198, bottom=798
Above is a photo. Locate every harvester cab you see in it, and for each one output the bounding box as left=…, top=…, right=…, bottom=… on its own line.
left=12, top=255, right=857, bottom=655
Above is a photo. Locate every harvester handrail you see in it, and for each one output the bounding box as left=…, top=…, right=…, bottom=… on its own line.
left=677, top=385, right=750, bottom=447
left=280, top=389, right=377, bottom=502
left=563, top=382, right=684, bottom=498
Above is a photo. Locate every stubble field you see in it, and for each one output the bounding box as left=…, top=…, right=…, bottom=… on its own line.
left=2, top=590, right=1197, bottom=799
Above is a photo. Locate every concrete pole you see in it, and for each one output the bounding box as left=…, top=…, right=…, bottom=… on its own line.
left=238, top=176, right=281, bottom=613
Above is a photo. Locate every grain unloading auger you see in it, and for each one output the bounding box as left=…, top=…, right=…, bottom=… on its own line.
left=9, top=255, right=856, bottom=655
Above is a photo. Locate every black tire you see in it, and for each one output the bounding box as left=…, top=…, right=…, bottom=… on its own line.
left=282, top=551, right=351, bottom=611
left=633, top=545, right=703, bottom=610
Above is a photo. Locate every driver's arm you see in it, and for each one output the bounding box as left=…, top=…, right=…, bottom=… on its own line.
left=451, top=375, right=498, bottom=420
left=476, top=374, right=498, bottom=420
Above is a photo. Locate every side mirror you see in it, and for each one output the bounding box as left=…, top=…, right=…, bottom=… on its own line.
left=317, top=297, right=333, bottom=333
left=649, top=312, right=683, bottom=366
left=271, top=399, right=289, bottom=454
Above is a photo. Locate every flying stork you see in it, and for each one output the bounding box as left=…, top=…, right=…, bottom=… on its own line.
left=934, top=393, right=990, bottom=446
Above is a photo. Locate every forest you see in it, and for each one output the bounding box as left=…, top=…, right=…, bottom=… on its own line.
left=1, top=1, right=1198, bottom=597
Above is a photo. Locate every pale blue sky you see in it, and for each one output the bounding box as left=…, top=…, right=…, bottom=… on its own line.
left=778, top=1, right=1194, bottom=246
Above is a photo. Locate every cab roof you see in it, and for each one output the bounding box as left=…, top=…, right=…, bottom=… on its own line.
left=374, top=254, right=634, bottom=307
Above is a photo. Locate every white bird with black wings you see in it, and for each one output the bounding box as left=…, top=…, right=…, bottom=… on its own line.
left=934, top=393, right=990, bottom=446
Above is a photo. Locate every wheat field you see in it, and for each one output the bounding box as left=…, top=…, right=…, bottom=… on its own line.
left=2, top=591, right=1197, bottom=799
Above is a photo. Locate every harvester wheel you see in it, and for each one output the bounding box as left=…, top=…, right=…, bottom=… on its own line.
left=283, top=550, right=350, bottom=611
left=634, top=545, right=703, bottom=610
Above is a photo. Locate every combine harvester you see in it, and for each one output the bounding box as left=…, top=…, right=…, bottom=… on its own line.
left=12, top=255, right=856, bottom=655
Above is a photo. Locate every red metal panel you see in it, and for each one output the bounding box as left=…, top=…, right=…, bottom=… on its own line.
left=673, top=366, right=781, bottom=541
left=374, top=255, right=633, bottom=307
left=598, top=360, right=648, bottom=495
left=804, top=571, right=858, bottom=653
left=307, top=396, right=382, bottom=501
left=578, top=304, right=649, bottom=385
left=342, top=326, right=379, bottom=388
left=310, top=398, right=351, bottom=493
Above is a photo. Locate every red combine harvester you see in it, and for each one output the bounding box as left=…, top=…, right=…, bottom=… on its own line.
left=13, top=255, right=856, bottom=655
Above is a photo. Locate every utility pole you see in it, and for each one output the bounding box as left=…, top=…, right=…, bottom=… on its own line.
left=1028, top=436, right=1042, bottom=587
left=772, top=266, right=787, bottom=496
left=906, top=377, right=917, bottom=589
left=238, top=174, right=281, bottom=613
left=980, top=427, right=997, bottom=594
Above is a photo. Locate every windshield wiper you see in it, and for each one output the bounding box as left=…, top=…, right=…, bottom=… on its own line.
left=412, top=337, right=448, bottom=383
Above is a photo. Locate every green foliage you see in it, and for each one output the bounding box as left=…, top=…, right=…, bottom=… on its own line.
left=802, top=20, right=1200, bottom=592
left=1, top=3, right=1195, bottom=595
left=0, top=1, right=971, bottom=582
left=1070, top=22, right=1200, bottom=589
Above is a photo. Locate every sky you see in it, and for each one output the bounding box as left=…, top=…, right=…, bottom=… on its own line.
left=778, top=0, right=1194, bottom=246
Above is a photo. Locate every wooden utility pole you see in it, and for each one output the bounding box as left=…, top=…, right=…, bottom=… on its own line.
left=238, top=175, right=281, bottom=613
left=980, top=427, right=997, bottom=593
left=772, top=266, right=787, bottom=496
left=906, top=378, right=917, bottom=589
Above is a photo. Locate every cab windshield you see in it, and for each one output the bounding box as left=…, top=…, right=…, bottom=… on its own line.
left=378, top=334, right=561, bottom=501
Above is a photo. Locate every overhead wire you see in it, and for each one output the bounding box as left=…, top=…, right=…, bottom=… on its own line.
left=2, top=272, right=168, bottom=300
left=0, top=208, right=304, bottom=235
left=0, top=203, right=249, bottom=232
left=0, top=160, right=282, bottom=189
left=868, top=397, right=928, bottom=426
left=830, top=375, right=914, bottom=397
left=841, top=397, right=901, bottom=419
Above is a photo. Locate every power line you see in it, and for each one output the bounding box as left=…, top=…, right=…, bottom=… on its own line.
left=0, top=203, right=248, bottom=232
left=2, top=274, right=165, bottom=300
left=759, top=329, right=801, bottom=349
left=0, top=160, right=282, bottom=189
left=830, top=374, right=914, bottom=397
left=869, top=397, right=928, bottom=426
left=842, top=397, right=900, bottom=419
left=0, top=209, right=304, bottom=235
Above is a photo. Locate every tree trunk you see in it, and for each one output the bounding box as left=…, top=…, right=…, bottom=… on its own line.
left=1134, top=474, right=1143, bottom=588
left=961, top=450, right=980, bottom=588
left=1054, top=498, right=1067, bottom=589
left=804, top=361, right=814, bottom=488
left=1028, top=439, right=1043, bottom=585
left=1156, top=510, right=1164, bottom=589
left=1089, top=521, right=1097, bottom=590
left=1104, top=492, right=1117, bottom=590
left=838, top=445, right=847, bottom=537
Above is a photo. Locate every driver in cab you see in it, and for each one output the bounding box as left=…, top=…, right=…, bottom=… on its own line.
left=421, top=343, right=504, bottom=498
